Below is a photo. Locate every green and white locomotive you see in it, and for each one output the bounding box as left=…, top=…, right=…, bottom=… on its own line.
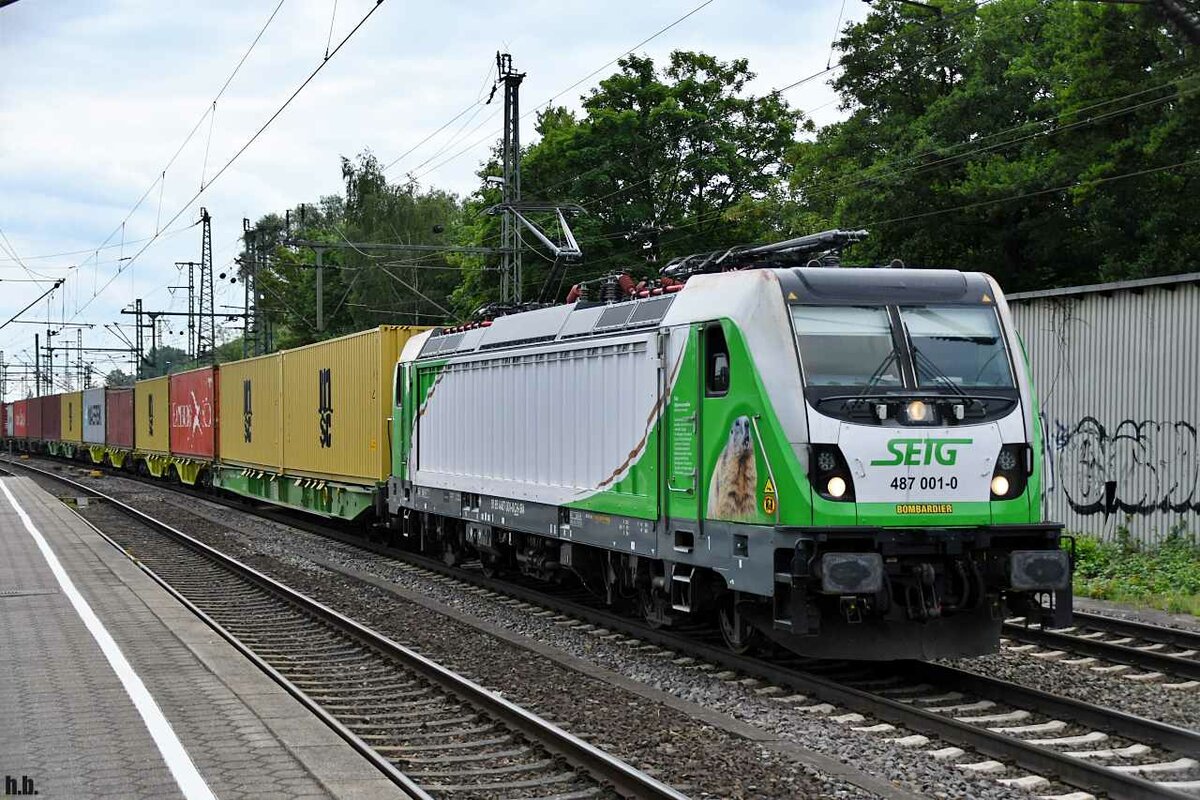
left=388, top=230, right=1071, bottom=660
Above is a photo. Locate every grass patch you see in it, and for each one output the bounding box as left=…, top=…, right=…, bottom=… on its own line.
left=1069, top=525, right=1200, bottom=616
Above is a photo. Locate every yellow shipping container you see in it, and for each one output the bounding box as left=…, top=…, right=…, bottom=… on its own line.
left=134, top=376, right=170, bottom=454
left=280, top=326, right=425, bottom=485
left=218, top=353, right=283, bottom=471
left=60, top=391, right=83, bottom=444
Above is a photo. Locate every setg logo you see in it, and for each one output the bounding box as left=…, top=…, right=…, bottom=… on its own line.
left=148, top=394, right=155, bottom=436
left=318, top=368, right=333, bottom=449
left=242, top=379, right=253, bottom=444
left=871, top=438, right=973, bottom=467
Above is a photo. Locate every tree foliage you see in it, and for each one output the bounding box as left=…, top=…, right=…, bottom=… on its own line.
left=104, top=369, right=134, bottom=387
left=789, top=0, right=1200, bottom=289
left=239, top=7, right=1199, bottom=347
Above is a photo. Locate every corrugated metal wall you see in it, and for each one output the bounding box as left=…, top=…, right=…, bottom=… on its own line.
left=1010, top=278, right=1200, bottom=543
left=62, top=392, right=83, bottom=443
left=280, top=326, right=424, bottom=484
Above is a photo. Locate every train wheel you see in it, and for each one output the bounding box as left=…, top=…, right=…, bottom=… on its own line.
left=718, top=595, right=761, bottom=655
left=480, top=553, right=502, bottom=579
left=639, top=585, right=669, bottom=629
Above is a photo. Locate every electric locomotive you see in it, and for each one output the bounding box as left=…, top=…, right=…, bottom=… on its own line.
left=388, top=230, right=1072, bottom=660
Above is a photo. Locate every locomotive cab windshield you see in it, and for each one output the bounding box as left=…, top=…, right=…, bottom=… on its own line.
left=791, top=301, right=1020, bottom=425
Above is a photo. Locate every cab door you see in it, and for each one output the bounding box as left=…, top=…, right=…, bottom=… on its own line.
left=663, top=325, right=702, bottom=530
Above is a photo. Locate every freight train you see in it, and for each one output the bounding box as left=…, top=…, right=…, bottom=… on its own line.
left=2, top=230, right=1072, bottom=660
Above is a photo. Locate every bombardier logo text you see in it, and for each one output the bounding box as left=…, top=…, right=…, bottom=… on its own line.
left=870, top=438, right=973, bottom=467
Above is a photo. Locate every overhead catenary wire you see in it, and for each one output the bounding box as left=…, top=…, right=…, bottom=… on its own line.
left=408, top=0, right=720, bottom=183
left=67, top=0, right=290, bottom=282
left=382, top=58, right=497, bottom=174
left=63, top=0, right=390, bottom=329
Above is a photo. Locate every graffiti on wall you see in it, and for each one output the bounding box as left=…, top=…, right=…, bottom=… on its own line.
left=1053, top=417, right=1199, bottom=516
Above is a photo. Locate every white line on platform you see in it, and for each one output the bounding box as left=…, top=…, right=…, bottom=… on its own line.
left=0, top=479, right=217, bottom=800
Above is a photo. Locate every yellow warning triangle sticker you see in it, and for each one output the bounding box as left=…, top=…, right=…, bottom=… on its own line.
left=982, top=293, right=993, bottom=303
left=787, top=291, right=798, bottom=300
left=763, top=478, right=776, bottom=494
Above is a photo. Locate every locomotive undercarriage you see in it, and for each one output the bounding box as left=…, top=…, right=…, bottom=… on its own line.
left=395, top=508, right=748, bottom=647
left=394, top=508, right=1071, bottom=661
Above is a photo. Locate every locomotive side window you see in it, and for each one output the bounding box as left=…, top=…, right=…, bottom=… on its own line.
left=394, top=363, right=403, bottom=406
left=705, top=323, right=730, bottom=396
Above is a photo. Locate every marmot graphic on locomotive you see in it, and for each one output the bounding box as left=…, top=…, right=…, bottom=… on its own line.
left=391, top=230, right=1072, bottom=661
left=707, top=416, right=759, bottom=521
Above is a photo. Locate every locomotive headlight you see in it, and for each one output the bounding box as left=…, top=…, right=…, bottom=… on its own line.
left=812, top=444, right=855, bottom=502
left=907, top=400, right=928, bottom=422
left=991, top=444, right=1030, bottom=500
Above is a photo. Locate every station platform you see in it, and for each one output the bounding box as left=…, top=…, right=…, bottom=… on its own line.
left=0, top=476, right=410, bottom=800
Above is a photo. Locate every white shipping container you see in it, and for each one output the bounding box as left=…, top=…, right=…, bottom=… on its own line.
left=3, top=403, right=11, bottom=437
left=83, top=387, right=106, bottom=445
left=1009, top=273, right=1200, bottom=544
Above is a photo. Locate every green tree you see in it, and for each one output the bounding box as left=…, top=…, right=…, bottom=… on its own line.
left=243, top=152, right=468, bottom=349
left=104, top=369, right=134, bottom=387
left=454, top=51, right=804, bottom=313
left=789, top=0, right=1200, bottom=289
left=140, top=345, right=189, bottom=378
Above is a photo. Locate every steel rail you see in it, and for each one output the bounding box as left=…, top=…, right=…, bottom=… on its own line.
left=376, top=555, right=1200, bottom=800
left=1069, top=611, right=1200, bottom=651
left=1003, top=620, right=1200, bottom=682
left=1, top=458, right=687, bottom=800
left=10, top=454, right=1198, bottom=800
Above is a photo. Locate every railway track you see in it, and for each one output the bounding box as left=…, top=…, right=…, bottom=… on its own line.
left=0, top=460, right=684, bottom=800
left=333, top=557, right=1200, bottom=800
left=11, top=455, right=1200, bottom=800
left=1002, top=614, right=1200, bottom=686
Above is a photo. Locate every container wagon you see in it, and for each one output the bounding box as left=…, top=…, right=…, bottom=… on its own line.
left=105, top=388, right=135, bottom=467
left=212, top=326, right=425, bottom=519
left=26, top=396, right=42, bottom=444
left=169, top=366, right=219, bottom=484
left=134, top=375, right=170, bottom=477
left=83, top=387, right=107, bottom=463
left=41, top=394, right=63, bottom=454
left=56, top=391, right=82, bottom=456
left=216, top=353, right=283, bottom=474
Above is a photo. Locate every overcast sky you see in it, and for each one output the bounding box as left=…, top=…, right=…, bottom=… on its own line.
left=0, top=0, right=866, bottom=397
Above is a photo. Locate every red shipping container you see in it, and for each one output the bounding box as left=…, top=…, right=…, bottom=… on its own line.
left=41, top=394, right=62, bottom=441
left=106, top=388, right=135, bottom=449
left=0, top=403, right=6, bottom=437
left=26, top=396, right=43, bottom=440
left=17, top=398, right=33, bottom=438
left=12, top=400, right=26, bottom=438
left=169, top=367, right=219, bottom=459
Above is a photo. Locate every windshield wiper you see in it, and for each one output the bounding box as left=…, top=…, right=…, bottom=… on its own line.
left=846, top=349, right=900, bottom=414
left=912, top=346, right=970, bottom=400
left=900, top=320, right=970, bottom=402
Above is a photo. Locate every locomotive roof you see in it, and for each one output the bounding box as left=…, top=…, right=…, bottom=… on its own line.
left=776, top=266, right=996, bottom=306
left=409, top=265, right=998, bottom=362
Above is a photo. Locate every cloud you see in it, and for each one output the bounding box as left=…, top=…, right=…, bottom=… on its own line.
left=0, top=0, right=866, bottom=390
